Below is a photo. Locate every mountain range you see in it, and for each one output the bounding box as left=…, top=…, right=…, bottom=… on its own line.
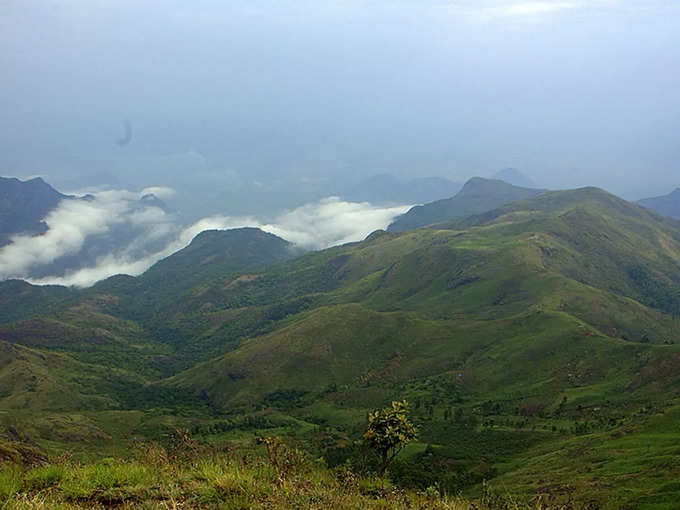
left=638, top=187, right=680, bottom=219
left=492, top=167, right=537, bottom=188
left=388, top=177, right=545, bottom=231
left=0, top=176, right=68, bottom=247
left=0, top=176, right=172, bottom=281
left=2, top=183, right=680, bottom=507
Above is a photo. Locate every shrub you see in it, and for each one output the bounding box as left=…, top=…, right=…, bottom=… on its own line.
left=364, top=400, right=418, bottom=479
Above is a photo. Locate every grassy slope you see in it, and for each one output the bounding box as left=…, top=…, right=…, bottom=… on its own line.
left=0, top=280, right=75, bottom=324
left=388, top=177, right=544, bottom=232
left=2, top=190, right=680, bottom=507
left=156, top=188, right=680, bottom=507
left=0, top=440, right=512, bottom=510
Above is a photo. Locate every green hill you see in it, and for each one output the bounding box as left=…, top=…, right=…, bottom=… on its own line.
left=2, top=191, right=680, bottom=507
left=388, top=177, right=545, bottom=232
left=140, top=227, right=297, bottom=291
left=167, top=187, right=680, bottom=406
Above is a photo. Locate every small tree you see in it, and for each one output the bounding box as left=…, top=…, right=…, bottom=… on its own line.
left=363, top=400, right=418, bottom=479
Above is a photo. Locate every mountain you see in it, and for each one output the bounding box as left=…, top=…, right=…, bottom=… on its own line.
left=155, top=187, right=680, bottom=505
left=0, top=176, right=68, bottom=246
left=0, top=176, right=178, bottom=281
left=638, top=187, right=680, bottom=219
left=342, top=174, right=462, bottom=205
left=169, top=187, right=680, bottom=404
left=142, top=227, right=296, bottom=288
left=3, top=189, right=680, bottom=507
left=388, top=177, right=545, bottom=231
left=492, top=168, right=537, bottom=188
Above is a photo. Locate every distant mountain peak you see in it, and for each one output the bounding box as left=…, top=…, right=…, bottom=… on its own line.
left=188, top=227, right=285, bottom=247
left=459, top=176, right=528, bottom=196
left=492, top=168, right=537, bottom=188
left=0, top=176, right=69, bottom=246
left=139, top=193, right=170, bottom=212
left=638, top=187, right=680, bottom=220
left=388, top=176, right=545, bottom=232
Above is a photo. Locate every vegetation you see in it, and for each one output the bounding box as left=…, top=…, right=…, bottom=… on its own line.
left=2, top=187, right=680, bottom=507
left=388, top=177, right=544, bottom=231
left=364, top=400, right=418, bottom=478
left=0, top=433, right=603, bottom=509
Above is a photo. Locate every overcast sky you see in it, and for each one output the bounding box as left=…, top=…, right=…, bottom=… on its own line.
left=1, top=0, right=679, bottom=205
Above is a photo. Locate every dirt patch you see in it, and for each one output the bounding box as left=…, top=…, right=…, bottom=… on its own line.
left=222, top=274, right=262, bottom=290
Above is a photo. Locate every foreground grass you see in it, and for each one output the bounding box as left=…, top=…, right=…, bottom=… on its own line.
left=0, top=437, right=572, bottom=510
left=0, top=457, right=471, bottom=509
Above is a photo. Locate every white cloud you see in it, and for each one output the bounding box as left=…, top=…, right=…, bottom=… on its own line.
left=0, top=195, right=126, bottom=276
left=442, top=0, right=623, bottom=19
left=2, top=191, right=410, bottom=288
left=489, top=2, right=577, bottom=16
left=191, top=197, right=411, bottom=250
left=140, top=186, right=176, bottom=199
left=0, top=188, right=176, bottom=283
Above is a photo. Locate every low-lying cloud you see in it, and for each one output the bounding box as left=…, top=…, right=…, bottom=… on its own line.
left=0, top=189, right=410, bottom=288
left=195, top=198, right=410, bottom=250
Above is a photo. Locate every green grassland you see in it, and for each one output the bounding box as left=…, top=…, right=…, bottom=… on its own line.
left=0, top=435, right=544, bottom=510
left=2, top=188, right=680, bottom=508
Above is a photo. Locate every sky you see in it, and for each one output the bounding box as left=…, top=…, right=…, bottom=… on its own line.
left=1, top=0, right=679, bottom=204
left=1, top=0, right=680, bottom=286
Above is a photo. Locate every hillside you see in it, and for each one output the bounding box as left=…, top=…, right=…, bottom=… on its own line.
left=388, top=177, right=545, bottom=232
left=638, top=187, right=680, bottom=219
left=0, top=176, right=67, bottom=246
left=0, top=442, right=514, bottom=509
left=168, top=187, right=680, bottom=403
left=139, top=227, right=298, bottom=293
left=2, top=190, right=680, bottom=507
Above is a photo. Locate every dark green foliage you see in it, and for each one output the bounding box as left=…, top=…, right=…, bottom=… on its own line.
left=364, top=400, right=418, bottom=477
left=4, top=189, right=680, bottom=507
left=0, top=280, right=75, bottom=324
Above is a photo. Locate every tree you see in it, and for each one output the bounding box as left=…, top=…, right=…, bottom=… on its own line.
left=363, top=400, right=418, bottom=479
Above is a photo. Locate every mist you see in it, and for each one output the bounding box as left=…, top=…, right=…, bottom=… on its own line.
left=0, top=186, right=409, bottom=287
left=2, top=0, right=679, bottom=212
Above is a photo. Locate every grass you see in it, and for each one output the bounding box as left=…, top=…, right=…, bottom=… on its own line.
left=3, top=187, right=680, bottom=507
left=0, top=441, right=527, bottom=510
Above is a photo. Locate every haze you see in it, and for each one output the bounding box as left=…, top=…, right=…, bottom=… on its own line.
left=2, top=0, right=679, bottom=217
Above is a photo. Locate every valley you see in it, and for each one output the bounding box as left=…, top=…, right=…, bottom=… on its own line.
left=2, top=184, right=680, bottom=508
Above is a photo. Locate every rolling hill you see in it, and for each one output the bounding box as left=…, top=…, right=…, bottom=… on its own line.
left=388, top=177, right=545, bottom=232
left=2, top=188, right=680, bottom=507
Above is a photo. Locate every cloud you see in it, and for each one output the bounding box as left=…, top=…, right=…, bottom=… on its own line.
left=2, top=191, right=410, bottom=288
left=488, top=2, right=577, bottom=16
left=471, top=0, right=625, bottom=18
left=0, top=193, right=130, bottom=276
left=0, top=188, right=177, bottom=284
left=189, top=197, right=411, bottom=250
left=140, top=186, right=176, bottom=199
